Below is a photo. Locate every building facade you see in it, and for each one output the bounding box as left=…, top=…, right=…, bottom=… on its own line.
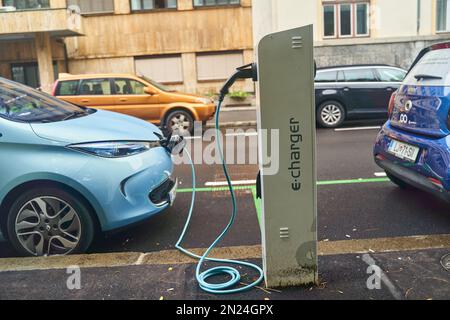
left=0, top=0, right=254, bottom=94
left=253, top=0, right=450, bottom=70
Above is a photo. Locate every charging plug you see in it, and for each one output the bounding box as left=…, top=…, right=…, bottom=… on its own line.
left=219, top=63, right=258, bottom=102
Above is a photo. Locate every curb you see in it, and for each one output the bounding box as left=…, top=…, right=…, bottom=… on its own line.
left=205, top=121, right=257, bottom=129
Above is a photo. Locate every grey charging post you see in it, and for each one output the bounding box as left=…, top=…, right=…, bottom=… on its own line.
left=257, top=25, right=318, bottom=288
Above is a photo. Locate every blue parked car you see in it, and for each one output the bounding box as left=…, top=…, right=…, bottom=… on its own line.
left=0, top=78, right=177, bottom=256
left=374, top=42, right=450, bottom=202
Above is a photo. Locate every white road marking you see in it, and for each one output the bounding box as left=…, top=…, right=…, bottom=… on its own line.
left=362, top=254, right=403, bottom=300
left=335, top=126, right=381, bottom=132
left=375, top=172, right=387, bottom=177
left=225, top=132, right=258, bottom=137
left=205, top=180, right=257, bottom=187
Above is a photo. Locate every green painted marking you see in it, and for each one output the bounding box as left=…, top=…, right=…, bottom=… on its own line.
left=251, top=186, right=262, bottom=226
left=177, top=177, right=390, bottom=194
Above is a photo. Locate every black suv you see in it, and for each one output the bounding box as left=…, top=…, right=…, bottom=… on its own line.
left=315, top=65, right=406, bottom=128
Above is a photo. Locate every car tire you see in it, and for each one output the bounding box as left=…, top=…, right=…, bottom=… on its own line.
left=317, top=101, right=345, bottom=128
left=6, top=187, right=95, bottom=257
left=164, top=110, right=194, bottom=136
left=386, top=171, right=410, bottom=189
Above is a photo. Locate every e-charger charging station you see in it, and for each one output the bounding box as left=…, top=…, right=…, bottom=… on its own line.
left=177, top=25, right=317, bottom=293
left=257, top=25, right=318, bottom=288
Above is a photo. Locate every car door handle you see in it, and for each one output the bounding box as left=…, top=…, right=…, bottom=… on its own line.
left=343, top=87, right=350, bottom=92
left=119, top=98, right=128, bottom=102
left=81, top=99, right=90, bottom=103
left=386, top=87, right=394, bottom=91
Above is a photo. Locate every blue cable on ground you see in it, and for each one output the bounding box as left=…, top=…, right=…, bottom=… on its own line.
left=175, top=99, right=264, bottom=294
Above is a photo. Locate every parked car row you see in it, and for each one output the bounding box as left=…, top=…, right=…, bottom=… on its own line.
left=0, top=42, right=448, bottom=257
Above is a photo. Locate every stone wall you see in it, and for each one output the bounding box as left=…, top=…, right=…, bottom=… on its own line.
left=315, top=37, right=450, bottom=70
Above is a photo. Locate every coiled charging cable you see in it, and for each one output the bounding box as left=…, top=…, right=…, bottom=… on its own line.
left=175, top=98, right=264, bottom=294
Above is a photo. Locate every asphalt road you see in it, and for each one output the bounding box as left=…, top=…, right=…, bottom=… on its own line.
left=1, top=121, right=449, bottom=257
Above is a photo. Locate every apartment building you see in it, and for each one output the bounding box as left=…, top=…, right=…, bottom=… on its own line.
left=0, top=0, right=253, bottom=93
left=253, top=0, right=450, bottom=69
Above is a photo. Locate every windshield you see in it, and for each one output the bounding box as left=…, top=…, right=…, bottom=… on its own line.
left=139, top=75, right=174, bottom=92
left=404, top=48, right=450, bottom=86
left=0, top=79, right=87, bottom=123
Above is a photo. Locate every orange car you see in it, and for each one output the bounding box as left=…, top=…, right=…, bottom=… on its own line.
left=52, top=73, right=216, bottom=135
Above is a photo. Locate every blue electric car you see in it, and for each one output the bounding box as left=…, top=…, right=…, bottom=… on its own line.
left=0, top=77, right=177, bottom=256
left=374, top=42, right=450, bottom=202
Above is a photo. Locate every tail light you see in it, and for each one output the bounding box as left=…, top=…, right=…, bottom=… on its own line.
left=388, top=91, right=397, bottom=117
left=51, top=80, right=58, bottom=96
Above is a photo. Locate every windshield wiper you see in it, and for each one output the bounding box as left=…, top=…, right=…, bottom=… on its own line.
left=63, top=110, right=88, bottom=121
left=414, top=74, right=443, bottom=81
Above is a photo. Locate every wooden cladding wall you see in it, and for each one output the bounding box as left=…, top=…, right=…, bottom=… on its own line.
left=65, top=6, right=253, bottom=60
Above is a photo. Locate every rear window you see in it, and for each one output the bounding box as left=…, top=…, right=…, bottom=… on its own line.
left=315, top=71, right=337, bottom=82
left=344, top=69, right=377, bottom=82
left=56, top=80, right=79, bottom=96
left=377, top=68, right=406, bottom=82
left=404, top=48, right=450, bottom=86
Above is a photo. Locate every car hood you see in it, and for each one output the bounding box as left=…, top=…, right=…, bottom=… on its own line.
left=30, top=109, right=162, bottom=144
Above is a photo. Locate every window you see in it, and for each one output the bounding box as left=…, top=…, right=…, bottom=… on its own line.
left=135, top=55, right=183, bottom=84
left=343, top=68, right=377, bottom=82
left=196, top=51, right=243, bottom=81
left=3, top=0, right=49, bottom=10
left=193, top=0, right=240, bottom=7
left=113, top=79, right=146, bottom=95
left=404, top=48, right=450, bottom=86
left=66, top=0, right=114, bottom=14
left=323, top=5, right=336, bottom=37
left=130, top=0, right=177, bottom=11
left=315, top=71, right=337, bottom=82
left=322, top=1, right=369, bottom=38
left=11, top=62, right=58, bottom=89
left=57, top=80, right=79, bottom=96
left=79, top=79, right=111, bottom=95
left=437, top=0, right=450, bottom=32
left=376, top=68, right=406, bottom=82
left=339, top=4, right=352, bottom=37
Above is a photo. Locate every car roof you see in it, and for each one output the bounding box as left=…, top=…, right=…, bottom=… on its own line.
left=58, top=73, right=143, bottom=81
left=317, top=65, right=405, bottom=72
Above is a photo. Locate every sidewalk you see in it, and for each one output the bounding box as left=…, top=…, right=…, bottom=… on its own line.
left=0, top=246, right=448, bottom=300
left=206, top=106, right=257, bottom=128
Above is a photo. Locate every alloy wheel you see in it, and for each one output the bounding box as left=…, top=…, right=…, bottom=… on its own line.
left=168, top=113, right=192, bottom=136
left=321, top=104, right=343, bottom=126
left=14, top=196, right=81, bottom=256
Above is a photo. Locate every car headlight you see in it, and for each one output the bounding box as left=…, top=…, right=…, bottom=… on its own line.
left=68, top=141, right=161, bottom=158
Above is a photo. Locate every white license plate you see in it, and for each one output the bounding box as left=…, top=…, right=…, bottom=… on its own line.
left=168, top=178, right=178, bottom=206
left=388, top=140, right=420, bottom=162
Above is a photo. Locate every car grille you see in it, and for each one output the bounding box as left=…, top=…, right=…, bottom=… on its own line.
left=149, top=179, right=175, bottom=206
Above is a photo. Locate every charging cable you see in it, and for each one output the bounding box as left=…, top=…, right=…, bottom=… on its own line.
left=175, top=64, right=264, bottom=294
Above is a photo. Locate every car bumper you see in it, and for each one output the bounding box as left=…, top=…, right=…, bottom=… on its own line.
left=196, top=103, right=217, bottom=121
left=73, top=146, right=176, bottom=231
left=374, top=121, right=450, bottom=201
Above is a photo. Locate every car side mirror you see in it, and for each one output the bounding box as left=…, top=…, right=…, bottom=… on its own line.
left=144, top=87, right=155, bottom=95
